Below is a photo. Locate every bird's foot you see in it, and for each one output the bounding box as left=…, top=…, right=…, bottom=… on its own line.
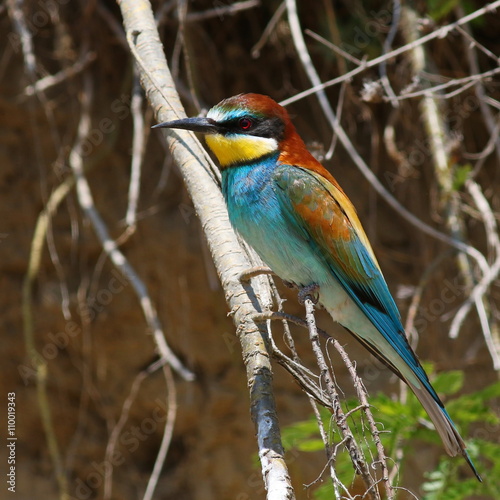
left=298, top=283, right=320, bottom=305
left=239, top=266, right=274, bottom=282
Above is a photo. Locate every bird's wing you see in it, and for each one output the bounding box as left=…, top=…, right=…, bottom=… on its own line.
left=273, top=164, right=424, bottom=380
left=273, top=165, right=481, bottom=474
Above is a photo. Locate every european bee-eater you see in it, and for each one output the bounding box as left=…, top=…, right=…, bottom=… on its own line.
left=154, top=93, right=480, bottom=480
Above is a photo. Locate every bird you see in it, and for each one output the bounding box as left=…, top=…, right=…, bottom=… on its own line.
left=154, top=93, right=481, bottom=481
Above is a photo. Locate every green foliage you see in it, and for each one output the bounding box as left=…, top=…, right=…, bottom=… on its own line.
left=426, top=0, right=476, bottom=22
left=452, top=164, right=472, bottom=191
left=280, top=366, right=500, bottom=499
left=281, top=417, right=327, bottom=453
left=427, top=0, right=461, bottom=21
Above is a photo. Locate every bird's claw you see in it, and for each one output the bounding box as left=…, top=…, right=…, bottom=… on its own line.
left=298, top=284, right=320, bottom=305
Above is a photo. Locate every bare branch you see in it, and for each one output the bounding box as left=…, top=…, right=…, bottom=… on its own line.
left=185, top=0, right=260, bottom=23
left=6, top=0, right=36, bottom=77
left=104, top=359, right=166, bottom=499
left=379, top=0, right=401, bottom=107
left=449, top=180, right=500, bottom=368
left=23, top=52, right=96, bottom=96
left=143, top=364, right=177, bottom=500
left=252, top=1, right=286, bottom=59
left=305, top=29, right=362, bottom=65
left=458, top=6, right=500, bottom=166
left=286, top=0, right=340, bottom=155
left=69, top=71, right=194, bottom=381
left=125, top=70, right=146, bottom=228
left=330, top=338, right=395, bottom=500
left=117, top=1, right=295, bottom=496
left=280, top=1, right=500, bottom=106
left=390, top=66, right=500, bottom=101
left=22, top=179, right=74, bottom=500
left=303, top=298, right=380, bottom=500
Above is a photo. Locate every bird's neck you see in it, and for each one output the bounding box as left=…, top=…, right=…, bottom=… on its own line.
left=279, top=126, right=345, bottom=193
left=221, top=153, right=279, bottom=203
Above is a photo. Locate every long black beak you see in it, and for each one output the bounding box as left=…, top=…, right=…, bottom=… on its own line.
left=152, top=117, right=220, bottom=134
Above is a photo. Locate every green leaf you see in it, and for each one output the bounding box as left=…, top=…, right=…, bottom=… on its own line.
left=280, top=368, right=500, bottom=498
left=452, top=164, right=472, bottom=191
left=297, top=438, right=325, bottom=452
left=313, top=482, right=334, bottom=500
left=431, top=370, right=464, bottom=395
left=427, top=0, right=460, bottom=21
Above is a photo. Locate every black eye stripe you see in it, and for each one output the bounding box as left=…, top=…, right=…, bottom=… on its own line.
left=219, top=116, right=285, bottom=141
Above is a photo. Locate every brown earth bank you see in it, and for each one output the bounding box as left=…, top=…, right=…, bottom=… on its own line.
left=1, top=1, right=499, bottom=499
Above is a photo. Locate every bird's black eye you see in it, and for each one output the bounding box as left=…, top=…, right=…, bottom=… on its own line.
left=238, top=117, right=253, bottom=130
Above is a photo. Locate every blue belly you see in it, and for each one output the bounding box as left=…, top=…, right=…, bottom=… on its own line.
left=222, top=157, right=328, bottom=288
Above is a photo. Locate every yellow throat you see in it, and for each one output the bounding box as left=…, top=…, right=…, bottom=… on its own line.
left=205, top=133, right=278, bottom=168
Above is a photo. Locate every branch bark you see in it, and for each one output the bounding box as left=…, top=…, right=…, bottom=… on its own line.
left=116, top=1, right=294, bottom=498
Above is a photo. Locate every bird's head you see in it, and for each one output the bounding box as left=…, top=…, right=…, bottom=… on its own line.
left=154, top=93, right=307, bottom=169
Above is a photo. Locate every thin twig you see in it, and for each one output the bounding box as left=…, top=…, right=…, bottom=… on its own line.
left=258, top=311, right=331, bottom=408
left=265, top=275, right=333, bottom=406
left=22, top=179, right=73, bottom=500
left=403, top=5, right=476, bottom=294
left=11, top=0, right=70, bottom=495
left=305, top=29, right=362, bottom=65
left=23, top=52, right=96, bottom=96
left=69, top=71, right=194, bottom=381
left=379, top=0, right=401, bottom=107
left=286, top=0, right=340, bottom=158
left=6, top=0, right=36, bottom=75
left=252, top=1, right=286, bottom=58
left=457, top=6, right=500, bottom=166
left=143, top=364, right=177, bottom=500
left=330, top=338, right=394, bottom=499
left=177, top=0, right=202, bottom=112
left=185, top=0, right=259, bottom=22
left=103, top=359, right=165, bottom=499
left=97, top=1, right=129, bottom=48
left=125, top=69, right=146, bottom=228
left=455, top=25, right=500, bottom=63
left=280, top=1, right=500, bottom=107
left=392, top=66, right=500, bottom=101
left=303, top=299, right=380, bottom=500
left=449, top=180, right=500, bottom=369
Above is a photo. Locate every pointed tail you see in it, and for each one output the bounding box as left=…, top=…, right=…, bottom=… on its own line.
left=410, top=383, right=482, bottom=482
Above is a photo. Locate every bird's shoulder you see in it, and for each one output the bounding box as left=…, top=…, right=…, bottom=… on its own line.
left=271, top=163, right=361, bottom=246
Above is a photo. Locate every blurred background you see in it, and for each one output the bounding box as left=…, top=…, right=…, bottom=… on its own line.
left=1, top=0, right=499, bottom=498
